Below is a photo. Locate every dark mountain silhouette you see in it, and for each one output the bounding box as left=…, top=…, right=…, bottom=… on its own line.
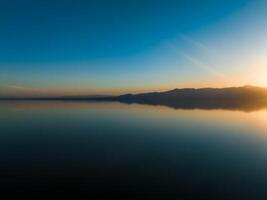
left=53, top=85, right=267, bottom=111
left=117, top=86, right=267, bottom=100
left=2, top=86, right=267, bottom=111
left=108, top=86, right=267, bottom=111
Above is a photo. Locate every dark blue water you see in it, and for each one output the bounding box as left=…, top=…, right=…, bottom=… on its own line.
left=1, top=101, right=267, bottom=199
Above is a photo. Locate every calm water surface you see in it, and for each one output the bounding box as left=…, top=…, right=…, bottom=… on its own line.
left=1, top=101, right=267, bottom=199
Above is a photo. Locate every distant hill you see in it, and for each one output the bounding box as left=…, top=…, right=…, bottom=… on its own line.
left=111, top=86, right=267, bottom=111
left=2, top=86, right=267, bottom=111
left=116, top=86, right=267, bottom=101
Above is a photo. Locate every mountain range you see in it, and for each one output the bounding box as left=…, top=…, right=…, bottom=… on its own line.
left=2, top=86, right=267, bottom=111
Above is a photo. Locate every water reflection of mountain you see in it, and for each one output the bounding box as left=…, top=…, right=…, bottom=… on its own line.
left=100, top=86, right=267, bottom=112
left=2, top=86, right=267, bottom=112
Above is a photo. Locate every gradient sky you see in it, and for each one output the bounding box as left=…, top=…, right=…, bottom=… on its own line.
left=1, top=0, right=267, bottom=97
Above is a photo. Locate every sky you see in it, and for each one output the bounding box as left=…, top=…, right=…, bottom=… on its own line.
left=0, top=0, right=267, bottom=97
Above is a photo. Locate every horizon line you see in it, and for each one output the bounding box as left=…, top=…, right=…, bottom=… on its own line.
left=0, top=85, right=266, bottom=99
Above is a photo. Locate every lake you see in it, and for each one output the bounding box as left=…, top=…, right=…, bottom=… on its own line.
left=1, top=101, right=267, bottom=199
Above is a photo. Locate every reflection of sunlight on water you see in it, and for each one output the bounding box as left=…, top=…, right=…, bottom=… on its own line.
left=0, top=101, right=126, bottom=111
left=1, top=101, right=267, bottom=138
left=249, top=110, right=267, bottom=130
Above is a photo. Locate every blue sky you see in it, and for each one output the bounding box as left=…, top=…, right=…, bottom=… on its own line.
left=0, top=0, right=267, bottom=96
